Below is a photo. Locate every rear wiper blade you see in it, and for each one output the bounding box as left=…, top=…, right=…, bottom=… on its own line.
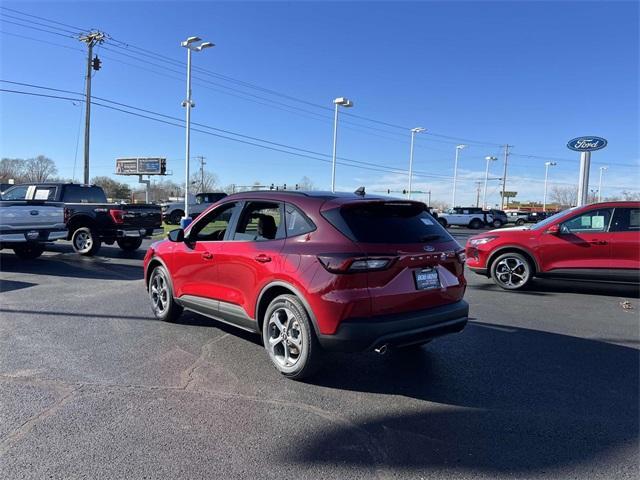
left=420, top=234, right=441, bottom=241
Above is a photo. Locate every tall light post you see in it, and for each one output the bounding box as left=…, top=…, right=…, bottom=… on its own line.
left=451, top=144, right=466, bottom=208
left=542, top=161, right=557, bottom=212
left=180, top=36, right=214, bottom=228
left=408, top=127, right=426, bottom=199
left=598, top=166, right=608, bottom=202
left=482, top=156, right=498, bottom=208
left=330, top=97, right=353, bottom=193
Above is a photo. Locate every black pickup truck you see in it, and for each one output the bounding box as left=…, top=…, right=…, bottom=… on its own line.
left=1, top=183, right=162, bottom=255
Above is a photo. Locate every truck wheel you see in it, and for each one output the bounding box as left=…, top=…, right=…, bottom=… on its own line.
left=169, top=210, right=183, bottom=225
left=117, top=238, right=143, bottom=251
left=263, top=294, right=322, bottom=380
left=13, top=244, right=45, bottom=259
left=148, top=265, right=183, bottom=322
left=490, top=252, right=532, bottom=290
left=437, top=218, right=448, bottom=228
left=71, top=227, right=101, bottom=256
left=469, top=218, right=483, bottom=229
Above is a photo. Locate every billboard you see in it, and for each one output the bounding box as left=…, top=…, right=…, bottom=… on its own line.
left=115, top=157, right=166, bottom=175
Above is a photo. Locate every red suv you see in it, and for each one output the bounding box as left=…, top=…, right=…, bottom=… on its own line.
left=466, top=201, right=640, bottom=290
left=144, top=191, right=468, bottom=379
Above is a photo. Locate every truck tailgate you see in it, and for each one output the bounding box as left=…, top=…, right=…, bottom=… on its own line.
left=0, top=201, right=66, bottom=231
left=117, top=205, right=162, bottom=229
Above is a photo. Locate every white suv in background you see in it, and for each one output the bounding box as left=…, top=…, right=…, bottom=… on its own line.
left=438, top=207, right=503, bottom=229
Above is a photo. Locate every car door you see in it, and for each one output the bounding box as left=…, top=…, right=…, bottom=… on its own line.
left=609, top=206, right=640, bottom=274
left=170, top=201, right=240, bottom=299
left=537, top=207, right=613, bottom=274
left=214, top=201, right=286, bottom=324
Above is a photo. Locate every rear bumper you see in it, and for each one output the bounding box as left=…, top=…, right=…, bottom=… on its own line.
left=317, top=300, right=469, bottom=352
left=115, top=228, right=163, bottom=238
left=0, top=229, right=67, bottom=243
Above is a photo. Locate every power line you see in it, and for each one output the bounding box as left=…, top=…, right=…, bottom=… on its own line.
left=0, top=5, right=88, bottom=32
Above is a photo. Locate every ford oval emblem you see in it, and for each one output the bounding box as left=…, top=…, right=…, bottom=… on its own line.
left=567, top=136, right=607, bottom=152
left=30, top=210, right=39, bottom=216
left=423, top=245, right=435, bottom=252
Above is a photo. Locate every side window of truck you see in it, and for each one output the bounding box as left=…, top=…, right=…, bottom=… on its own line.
left=2, top=185, right=28, bottom=200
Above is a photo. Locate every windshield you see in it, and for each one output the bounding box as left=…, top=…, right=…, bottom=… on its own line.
left=530, top=207, right=578, bottom=230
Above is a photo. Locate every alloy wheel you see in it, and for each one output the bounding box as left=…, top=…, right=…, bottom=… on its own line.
left=150, top=272, right=169, bottom=315
left=495, top=256, right=529, bottom=288
left=266, top=307, right=304, bottom=368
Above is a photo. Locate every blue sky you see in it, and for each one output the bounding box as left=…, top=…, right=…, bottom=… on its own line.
left=1, top=0, right=638, bottom=206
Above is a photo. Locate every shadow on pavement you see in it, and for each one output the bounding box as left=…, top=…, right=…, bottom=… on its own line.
left=470, top=277, right=640, bottom=298
left=46, top=241, right=149, bottom=261
left=0, top=279, right=38, bottom=293
left=0, top=252, right=143, bottom=281
left=295, top=322, right=639, bottom=474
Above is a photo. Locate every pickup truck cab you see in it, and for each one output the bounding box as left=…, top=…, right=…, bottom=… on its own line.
left=0, top=200, right=67, bottom=259
left=438, top=207, right=504, bottom=229
left=2, top=183, right=162, bottom=256
left=161, top=192, right=227, bottom=225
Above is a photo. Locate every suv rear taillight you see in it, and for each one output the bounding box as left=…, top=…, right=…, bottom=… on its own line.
left=317, top=254, right=396, bottom=273
left=63, top=207, right=71, bottom=223
left=109, top=209, right=125, bottom=224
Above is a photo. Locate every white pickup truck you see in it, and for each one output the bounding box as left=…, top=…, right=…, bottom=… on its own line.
left=161, top=192, right=227, bottom=225
left=0, top=200, right=67, bottom=258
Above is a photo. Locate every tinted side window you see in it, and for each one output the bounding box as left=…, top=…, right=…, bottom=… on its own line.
left=1, top=185, right=28, bottom=200
left=63, top=186, right=107, bottom=203
left=285, top=204, right=315, bottom=237
left=190, top=202, right=238, bottom=241
left=562, top=209, right=613, bottom=233
left=610, top=208, right=640, bottom=232
left=234, top=202, right=284, bottom=241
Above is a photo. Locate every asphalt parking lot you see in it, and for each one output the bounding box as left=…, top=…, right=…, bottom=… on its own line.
left=1, top=229, right=638, bottom=479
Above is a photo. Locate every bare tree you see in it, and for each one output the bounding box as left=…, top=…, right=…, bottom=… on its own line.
left=297, top=176, right=315, bottom=191
left=23, top=155, right=58, bottom=183
left=0, top=158, right=27, bottom=183
left=189, top=171, right=219, bottom=194
left=430, top=200, right=450, bottom=212
left=549, top=185, right=577, bottom=208
left=621, top=190, right=640, bottom=201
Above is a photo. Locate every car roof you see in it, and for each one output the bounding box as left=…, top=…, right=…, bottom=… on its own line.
left=223, top=190, right=394, bottom=202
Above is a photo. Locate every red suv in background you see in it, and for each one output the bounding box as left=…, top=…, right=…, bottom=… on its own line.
left=144, top=191, right=468, bottom=379
left=466, top=201, right=640, bottom=290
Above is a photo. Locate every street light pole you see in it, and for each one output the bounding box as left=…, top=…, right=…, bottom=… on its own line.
left=180, top=36, right=214, bottom=228
left=408, top=127, right=426, bottom=199
left=451, top=144, right=466, bottom=208
left=598, top=166, right=608, bottom=202
left=483, top=156, right=497, bottom=208
left=543, top=161, right=557, bottom=212
left=330, top=97, right=353, bottom=193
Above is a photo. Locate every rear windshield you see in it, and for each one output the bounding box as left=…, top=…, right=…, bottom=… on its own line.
left=324, top=202, right=451, bottom=243
left=62, top=185, right=107, bottom=203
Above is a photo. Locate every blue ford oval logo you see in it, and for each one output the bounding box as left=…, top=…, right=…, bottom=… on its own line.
left=567, top=136, right=607, bottom=152
left=30, top=210, right=39, bottom=216
left=423, top=245, right=435, bottom=252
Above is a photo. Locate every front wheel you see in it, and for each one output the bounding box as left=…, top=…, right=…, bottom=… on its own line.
left=516, top=219, right=525, bottom=226
left=13, top=244, right=45, bottom=259
left=71, top=227, right=101, bottom=256
left=492, top=219, right=503, bottom=228
left=263, top=294, right=322, bottom=380
left=117, top=238, right=143, bottom=251
left=148, top=265, right=183, bottom=322
left=490, top=252, right=532, bottom=290
left=469, top=218, right=483, bottom=229
left=437, top=218, right=448, bottom=228
left=169, top=210, right=184, bottom=225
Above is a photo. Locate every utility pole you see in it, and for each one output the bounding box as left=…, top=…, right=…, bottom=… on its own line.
left=475, top=181, right=482, bottom=207
left=195, top=155, right=206, bottom=193
left=426, top=190, right=432, bottom=207
left=500, top=144, right=512, bottom=210
left=78, top=31, right=106, bottom=184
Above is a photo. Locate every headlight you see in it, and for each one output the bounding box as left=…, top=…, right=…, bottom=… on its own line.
left=468, top=236, right=497, bottom=247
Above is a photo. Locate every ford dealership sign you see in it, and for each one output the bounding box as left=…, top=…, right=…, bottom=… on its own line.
left=567, top=136, right=608, bottom=152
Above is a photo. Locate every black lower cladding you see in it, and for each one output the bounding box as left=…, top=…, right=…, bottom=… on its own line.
left=318, top=300, right=469, bottom=352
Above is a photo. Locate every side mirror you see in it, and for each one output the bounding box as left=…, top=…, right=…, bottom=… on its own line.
left=545, top=224, right=561, bottom=235
left=167, top=228, right=185, bottom=242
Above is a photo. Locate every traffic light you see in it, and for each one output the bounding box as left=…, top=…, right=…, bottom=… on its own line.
left=160, top=158, right=166, bottom=175
left=91, top=55, right=102, bottom=71
left=387, top=189, right=390, bottom=194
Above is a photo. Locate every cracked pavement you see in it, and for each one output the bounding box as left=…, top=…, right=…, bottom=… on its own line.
left=1, top=238, right=638, bottom=479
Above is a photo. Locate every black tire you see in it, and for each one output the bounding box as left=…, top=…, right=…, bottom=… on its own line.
left=490, top=252, right=533, bottom=290
left=262, top=294, right=322, bottom=380
left=437, top=218, right=448, bottom=228
left=169, top=210, right=184, bottom=225
left=148, top=265, right=183, bottom=322
left=13, top=243, right=45, bottom=259
left=515, top=219, right=525, bottom=226
left=469, top=218, right=483, bottom=229
left=71, top=227, right=101, bottom=256
left=492, top=219, right=503, bottom=228
left=117, top=238, right=143, bottom=251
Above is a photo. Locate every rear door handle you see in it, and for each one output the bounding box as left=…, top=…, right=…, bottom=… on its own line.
left=589, top=240, right=608, bottom=245
left=201, top=251, right=214, bottom=260
left=254, top=254, right=272, bottom=263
